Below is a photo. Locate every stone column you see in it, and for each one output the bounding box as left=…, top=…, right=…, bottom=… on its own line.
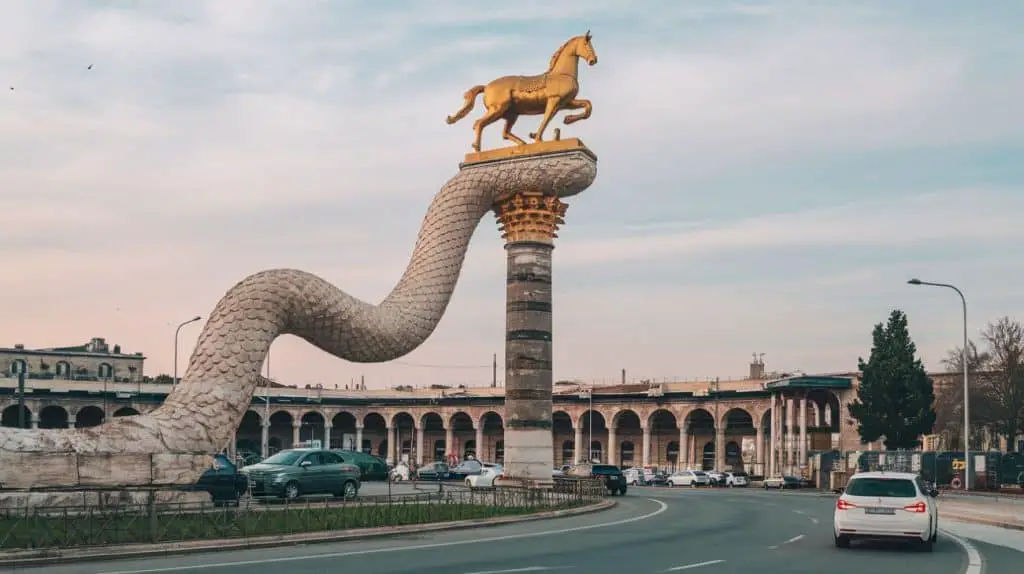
left=355, top=424, right=363, bottom=453
left=574, top=426, right=583, bottom=464
left=228, top=431, right=237, bottom=459
left=324, top=423, right=333, bottom=450
left=755, top=424, right=764, bottom=475
left=475, top=425, right=484, bottom=460
left=30, top=414, right=39, bottom=430
left=261, top=421, right=270, bottom=459
left=494, top=192, right=568, bottom=486
left=679, top=424, right=688, bottom=469
left=416, top=426, right=425, bottom=466
left=715, top=427, right=726, bottom=470
left=445, top=426, right=455, bottom=459
left=799, top=395, right=808, bottom=472
left=641, top=424, right=652, bottom=466
left=770, top=394, right=778, bottom=476
left=291, top=421, right=301, bottom=448
left=386, top=426, right=396, bottom=465
left=785, top=397, right=795, bottom=471
left=607, top=428, right=617, bottom=466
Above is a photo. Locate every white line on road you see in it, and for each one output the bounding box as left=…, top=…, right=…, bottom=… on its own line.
left=768, top=534, right=805, bottom=549
left=666, top=559, right=726, bottom=571
left=466, top=564, right=561, bottom=568
left=810, top=517, right=819, bottom=524
left=99, top=499, right=670, bottom=574
left=939, top=528, right=985, bottom=574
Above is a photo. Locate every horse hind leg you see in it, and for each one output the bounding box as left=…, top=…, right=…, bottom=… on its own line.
left=472, top=105, right=505, bottom=152
left=501, top=113, right=528, bottom=146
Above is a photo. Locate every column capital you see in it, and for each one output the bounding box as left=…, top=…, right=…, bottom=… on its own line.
left=493, top=192, right=568, bottom=245
left=292, top=421, right=302, bottom=429
left=324, top=423, right=333, bottom=429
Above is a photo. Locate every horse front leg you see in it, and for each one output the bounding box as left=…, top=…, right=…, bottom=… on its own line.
left=563, top=98, right=592, bottom=125
left=529, top=98, right=561, bottom=143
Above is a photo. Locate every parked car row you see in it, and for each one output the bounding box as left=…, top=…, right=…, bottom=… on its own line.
left=394, top=458, right=504, bottom=482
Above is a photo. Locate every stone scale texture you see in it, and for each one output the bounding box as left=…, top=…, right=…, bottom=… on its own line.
left=0, top=152, right=596, bottom=490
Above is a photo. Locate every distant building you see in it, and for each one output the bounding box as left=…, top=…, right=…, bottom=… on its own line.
left=0, top=337, right=145, bottom=383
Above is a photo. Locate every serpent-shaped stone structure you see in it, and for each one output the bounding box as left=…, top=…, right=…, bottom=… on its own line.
left=0, top=152, right=596, bottom=490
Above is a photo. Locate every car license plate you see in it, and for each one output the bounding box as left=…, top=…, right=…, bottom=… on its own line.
left=865, top=507, right=895, bottom=515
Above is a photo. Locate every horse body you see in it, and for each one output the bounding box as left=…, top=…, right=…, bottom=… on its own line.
left=446, top=33, right=597, bottom=152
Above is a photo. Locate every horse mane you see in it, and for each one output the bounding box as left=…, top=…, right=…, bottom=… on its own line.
left=547, top=36, right=581, bottom=72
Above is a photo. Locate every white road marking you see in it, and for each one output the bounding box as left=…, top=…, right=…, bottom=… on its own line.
left=99, top=499, right=670, bottom=574
left=666, top=559, right=726, bottom=571
left=810, top=517, right=819, bottom=524
left=939, top=528, right=985, bottom=574
left=768, top=534, right=805, bottom=549
left=792, top=510, right=805, bottom=515
left=466, top=564, right=561, bottom=568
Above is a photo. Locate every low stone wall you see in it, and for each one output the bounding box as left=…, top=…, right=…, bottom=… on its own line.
left=0, top=489, right=210, bottom=511
left=0, top=452, right=212, bottom=490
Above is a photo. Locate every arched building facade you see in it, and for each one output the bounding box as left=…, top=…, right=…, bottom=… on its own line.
left=0, top=373, right=871, bottom=475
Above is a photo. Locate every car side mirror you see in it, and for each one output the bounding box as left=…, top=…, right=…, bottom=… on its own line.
left=300, top=460, right=312, bottom=468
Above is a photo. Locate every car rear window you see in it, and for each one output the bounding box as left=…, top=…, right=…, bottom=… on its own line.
left=846, top=477, right=918, bottom=498
left=591, top=465, right=621, bottom=475
left=693, top=471, right=706, bottom=476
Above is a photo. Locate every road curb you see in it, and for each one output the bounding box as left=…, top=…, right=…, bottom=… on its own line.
left=0, top=500, right=616, bottom=567
left=944, top=514, right=1024, bottom=532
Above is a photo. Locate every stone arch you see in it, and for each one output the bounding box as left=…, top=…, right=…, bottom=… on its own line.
left=478, top=411, right=503, bottom=462
left=560, top=439, right=575, bottom=465
left=611, top=409, right=641, bottom=430
left=299, top=411, right=326, bottom=444
left=576, top=410, right=606, bottom=431
left=391, top=412, right=416, bottom=461
left=268, top=410, right=294, bottom=451
left=421, top=412, right=444, bottom=431
left=97, top=362, right=114, bottom=379
left=9, top=359, right=27, bottom=375
left=684, top=408, right=715, bottom=431
left=722, top=408, right=754, bottom=431
left=331, top=411, right=357, bottom=450
left=553, top=410, right=573, bottom=433
left=362, top=412, right=388, bottom=458
left=1, top=404, right=31, bottom=428
left=55, top=361, right=72, bottom=378
left=38, top=405, right=69, bottom=429
left=236, top=410, right=263, bottom=455
left=448, top=411, right=475, bottom=431
left=620, top=440, right=636, bottom=467
left=113, top=407, right=140, bottom=417
left=578, top=410, right=608, bottom=463
left=75, top=405, right=105, bottom=428
left=648, top=409, right=679, bottom=469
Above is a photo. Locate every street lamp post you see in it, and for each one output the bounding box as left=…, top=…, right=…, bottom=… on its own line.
left=173, top=316, right=202, bottom=387
left=579, top=387, right=593, bottom=463
left=907, top=278, right=970, bottom=491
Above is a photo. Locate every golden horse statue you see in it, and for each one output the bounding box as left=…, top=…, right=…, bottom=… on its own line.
left=446, top=32, right=598, bottom=152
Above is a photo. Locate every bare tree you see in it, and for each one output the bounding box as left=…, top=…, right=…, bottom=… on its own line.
left=934, top=341, right=993, bottom=449
left=979, top=317, right=1024, bottom=451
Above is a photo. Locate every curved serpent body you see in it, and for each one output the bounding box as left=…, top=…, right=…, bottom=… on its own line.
left=0, top=154, right=596, bottom=472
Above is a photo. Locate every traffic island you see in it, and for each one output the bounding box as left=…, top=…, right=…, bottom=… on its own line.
left=0, top=484, right=610, bottom=566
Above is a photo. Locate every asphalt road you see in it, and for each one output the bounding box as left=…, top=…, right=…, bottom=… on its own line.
left=15, top=487, right=1023, bottom=574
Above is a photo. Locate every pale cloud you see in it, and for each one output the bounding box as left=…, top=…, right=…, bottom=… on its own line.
left=1, top=1, right=1021, bottom=387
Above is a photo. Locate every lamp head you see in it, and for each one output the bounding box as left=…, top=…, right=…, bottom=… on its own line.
left=192, top=315, right=202, bottom=321
left=907, top=278, right=922, bottom=285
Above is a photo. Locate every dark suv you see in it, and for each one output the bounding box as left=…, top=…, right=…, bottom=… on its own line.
left=569, top=463, right=627, bottom=496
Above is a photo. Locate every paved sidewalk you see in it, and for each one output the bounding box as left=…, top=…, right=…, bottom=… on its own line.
left=939, top=496, right=1024, bottom=530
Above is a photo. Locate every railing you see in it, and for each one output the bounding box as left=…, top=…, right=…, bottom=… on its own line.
left=0, top=480, right=604, bottom=553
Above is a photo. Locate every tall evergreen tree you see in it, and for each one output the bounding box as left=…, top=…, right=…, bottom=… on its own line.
left=849, top=309, right=937, bottom=449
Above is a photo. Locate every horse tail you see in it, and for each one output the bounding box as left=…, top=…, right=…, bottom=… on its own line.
left=446, top=85, right=485, bottom=124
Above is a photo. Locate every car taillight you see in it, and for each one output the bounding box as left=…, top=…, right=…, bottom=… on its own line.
left=836, top=499, right=857, bottom=510
left=903, top=501, right=927, bottom=513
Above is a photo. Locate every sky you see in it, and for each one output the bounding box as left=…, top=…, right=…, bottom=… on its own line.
left=1, top=1, right=1022, bottom=388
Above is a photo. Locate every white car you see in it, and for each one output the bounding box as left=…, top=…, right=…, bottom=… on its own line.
left=466, top=466, right=503, bottom=489
left=724, top=472, right=748, bottom=487
left=667, top=470, right=710, bottom=487
left=833, top=471, right=939, bottom=551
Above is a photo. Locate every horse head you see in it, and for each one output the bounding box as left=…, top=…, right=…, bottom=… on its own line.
left=578, top=30, right=598, bottom=66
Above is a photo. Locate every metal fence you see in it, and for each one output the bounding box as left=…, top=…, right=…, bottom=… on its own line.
left=0, top=479, right=604, bottom=552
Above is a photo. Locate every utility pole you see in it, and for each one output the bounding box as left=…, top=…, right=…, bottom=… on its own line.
left=492, top=353, right=497, bottom=388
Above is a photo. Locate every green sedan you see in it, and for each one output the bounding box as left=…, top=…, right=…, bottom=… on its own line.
left=241, top=448, right=361, bottom=500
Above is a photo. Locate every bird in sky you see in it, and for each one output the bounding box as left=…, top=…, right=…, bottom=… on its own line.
left=87, top=64, right=93, bottom=70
